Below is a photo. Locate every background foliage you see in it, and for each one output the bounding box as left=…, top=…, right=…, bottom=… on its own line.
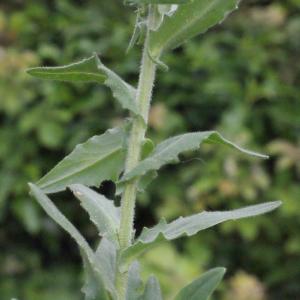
left=0, top=0, right=299, bottom=299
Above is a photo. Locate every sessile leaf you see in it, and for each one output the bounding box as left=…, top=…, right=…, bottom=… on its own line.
left=175, top=267, right=225, bottom=300
left=120, top=131, right=268, bottom=183
left=95, top=55, right=139, bottom=116
left=37, top=127, right=127, bottom=194
left=27, top=55, right=106, bottom=83
left=27, top=54, right=139, bottom=116
left=120, top=201, right=281, bottom=267
left=70, top=184, right=120, bottom=245
left=149, top=0, right=240, bottom=58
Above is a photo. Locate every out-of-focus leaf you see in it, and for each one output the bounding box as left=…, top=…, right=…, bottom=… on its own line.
left=120, top=131, right=268, bottom=182
left=149, top=0, right=240, bottom=57
left=141, top=276, right=163, bottom=300
left=37, top=127, right=127, bottom=194
left=175, top=267, right=225, bottom=300
left=69, top=184, right=120, bottom=245
left=94, top=238, right=118, bottom=299
left=27, top=54, right=106, bottom=83
left=129, top=0, right=191, bottom=4
left=126, top=261, right=143, bottom=300
left=120, top=201, right=281, bottom=266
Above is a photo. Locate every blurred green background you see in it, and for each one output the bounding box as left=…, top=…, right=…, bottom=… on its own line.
left=0, top=0, right=299, bottom=299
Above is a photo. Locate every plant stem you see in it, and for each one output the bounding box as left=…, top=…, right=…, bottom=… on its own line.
left=116, top=5, right=157, bottom=299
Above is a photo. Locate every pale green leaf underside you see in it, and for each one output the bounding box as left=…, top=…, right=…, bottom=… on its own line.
left=70, top=184, right=120, bottom=245
left=95, top=55, right=139, bottom=117
left=120, top=201, right=281, bottom=266
left=29, top=183, right=114, bottom=299
left=27, top=55, right=106, bottom=83
left=141, top=276, right=163, bottom=300
left=126, top=261, right=143, bottom=300
left=94, top=238, right=118, bottom=299
left=120, top=131, right=268, bottom=182
left=29, top=183, right=94, bottom=260
left=175, top=268, right=225, bottom=300
left=149, top=0, right=240, bottom=57
left=38, top=127, right=126, bottom=194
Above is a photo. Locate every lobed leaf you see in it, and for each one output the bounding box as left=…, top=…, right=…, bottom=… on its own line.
left=27, top=54, right=106, bottom=83
left=27, top=54, right=139, bottom=116
left=38, top=127, right=127, bottom=194
left=120, top=131, right=268, bottom=183
left=69, top=184, right=120, bottom=245
left=175, top=268, right=225, bottom=300
left=120, top=201, right=281, bottom=266
left=149, top=0, right=240, bottom=58
left=95, top=55, right=139, bottom=117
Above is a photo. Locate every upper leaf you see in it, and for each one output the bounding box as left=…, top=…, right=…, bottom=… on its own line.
left=120, top=131, right=268, bottom=183
left=149, top=0, right=240, bottom=57
left=27, top=54, right=106, bottom=83
left=175, top=268, right=225, bottom=300
left=70, top=184, right=120, bottom=245
left=27, top=54, right=139, bottom=116
left=120, top=201, right=281, bottom=266
left=38, top=127, right=127, bottom=194
left=95, top=56, right=139, bottom=116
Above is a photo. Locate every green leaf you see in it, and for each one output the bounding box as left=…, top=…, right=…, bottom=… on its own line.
left=120, top=131, right=268, bottom=183
left=29, top=183, right=110, bottom=299
left=149, top=0, right=240, bottom=57
left=29, top=183, right=94, bottom=260
left=81, top=251, right=108, bottom=300
left=126, top=261, right=143, bottom=300
left=120, top=201, right=281, bottom=266
left=69, top=184, right=120, bottom=245
left=94, top=238, right=118, bottom=299
left=38, top=127, right=127, bottom=194
left=141, top=276, right=163, bottom=300
left=175, top=268, right=225, bottom=300
left=129, top=0, right=190, bottom=3
left=27, top=54, right=106, bottom=83
left=95, top=55, right=139, bottom=116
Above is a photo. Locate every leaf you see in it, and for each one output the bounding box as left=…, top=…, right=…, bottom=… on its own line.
left=94, top=238, right=118, bottom=299
left=126, top=261, right=143, bottom=300
left=120, top=131, right=268, bottom=183
left=38, top=127, right=127, bottom=194
left=69, top=184, right=120, bottom=245
left=29, top=183, right=110, bottom=299
left=130, top=0, right=191, bottom=3
left=149, top=0, right=240, bottom=57
left=120, top=201, right=281, bottom=267
left=175, top=268, right=225, bottom=300
left=27, top=54, right=106, bottom=83
left=29, top=183, right=94, bottom=260
left=81, top=251, right=108, bottom=300
left=95, top=55, right=139, bottom=117
left=141, top=276, right=163, bottom=300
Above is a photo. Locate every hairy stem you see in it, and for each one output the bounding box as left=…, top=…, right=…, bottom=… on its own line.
left=116, top=5, right=157, bottom=299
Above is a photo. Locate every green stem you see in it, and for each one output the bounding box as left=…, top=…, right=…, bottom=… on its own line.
left=116, top=5, right=157, bottom=300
